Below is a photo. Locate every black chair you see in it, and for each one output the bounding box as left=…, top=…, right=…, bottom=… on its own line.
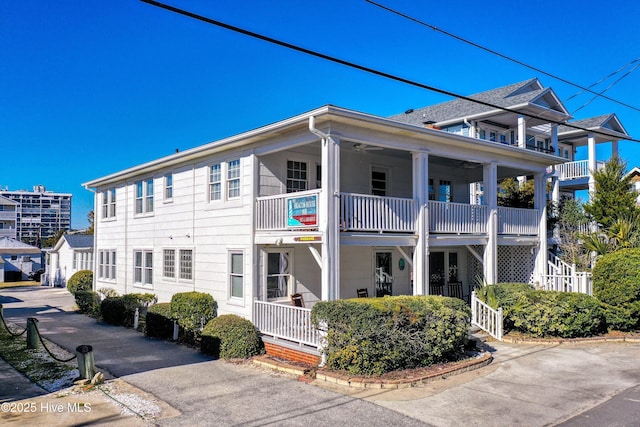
left=447, top=282, right=463, bottom=300
left=290, top=293, right=305, bottom=307
left=357, top=288, right=369, bottom=298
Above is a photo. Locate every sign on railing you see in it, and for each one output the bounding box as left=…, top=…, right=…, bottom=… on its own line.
left=287, top=193, right=318, bottom=228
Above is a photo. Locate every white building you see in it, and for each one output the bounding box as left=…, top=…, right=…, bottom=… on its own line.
left=84, top=79, right=621, bottom=355
left=0, top=195, right=18, bottom=239
left=0, top=237, right=42, bottom=282
left=48, top=234, right=94, bottom=287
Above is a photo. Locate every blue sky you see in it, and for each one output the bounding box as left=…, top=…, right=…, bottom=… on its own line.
left=2, top=0, right=639, bottom=228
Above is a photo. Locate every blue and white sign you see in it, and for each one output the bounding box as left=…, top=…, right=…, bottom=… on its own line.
left=286, top=194, right=318, bottom=228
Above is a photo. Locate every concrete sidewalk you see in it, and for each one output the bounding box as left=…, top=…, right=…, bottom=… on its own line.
left=2, top=285, right=640, bottom=426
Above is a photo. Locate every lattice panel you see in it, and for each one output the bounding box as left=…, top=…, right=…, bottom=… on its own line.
left=467, top=245, right=484, bottom=286
left=497, top=246, right=535, bottom=284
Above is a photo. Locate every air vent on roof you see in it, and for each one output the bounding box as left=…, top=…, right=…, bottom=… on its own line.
left=404, top=109, right=414, bottom=114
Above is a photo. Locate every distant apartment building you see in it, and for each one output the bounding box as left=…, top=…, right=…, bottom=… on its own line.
left=0, top=185, right=72, bottom=246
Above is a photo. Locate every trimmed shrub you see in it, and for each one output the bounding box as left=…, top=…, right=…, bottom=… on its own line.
left=100, top=293, right=158, bottom=327
left=146, top=303, right=175, bottom=339
left=508, top=291, right=607, bottom=338
left=201, top=314, right=262, bottom=359
left=97, top=287, right=119, bottom=299
left=593, top=248, right=640, bottom=331
left=171, top=292, right=217, bottom=343
left=311, top=296, right=470, bottom=376
left=67, top=270, right=93, bottom=295
left=75, top=290, right=101, bottom=316
left=476, top=283, right=535, bottom=331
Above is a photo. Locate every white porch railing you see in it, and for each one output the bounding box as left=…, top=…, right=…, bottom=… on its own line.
left=498, top=207, right=539, bottom=235
left=556, top=160, right=605, bottom=180
left=0, top=211, right=16, bottom=220
left=253, top=300, right=319, bottom=347
left=471, top=291, right=503, bottom=341
left=429, top=201, right=487, bottom=234
left=255, top=189, right=321, bottom=231
left=0, top=229, right=16, bottom=238
left=340, top=193, right=416, bottom=232
left=539, top=272, right=592, bottom=295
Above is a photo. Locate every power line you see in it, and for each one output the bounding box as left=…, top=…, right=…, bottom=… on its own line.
left=139, top=0, right=640, bottom=143
left=565, top=58, right=640, bottom=103
left=365, top=0, right=640, bottom=114
left=572, top=61, right=640, bottom=114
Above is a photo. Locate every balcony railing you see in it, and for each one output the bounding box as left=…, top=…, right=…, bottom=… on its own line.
left=256, top=191, right=538, bottom=236
left=253, top=300, right=319, bottom=348
left=429, top=201, right=487, bottom=234
left=0, top=229, right=16, bottom=238
left=340, top=193, right=415, bottom=232
left=0, top=212, right=16, bottom=220
left=556, top=160, right=605, bottom=180
left=497, top=207, right=539, bottom=235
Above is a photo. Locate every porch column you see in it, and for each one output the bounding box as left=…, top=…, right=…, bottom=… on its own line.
left=412, top=151, right=429, bottom=295
left=551, top=174, right=560, bottom=205
left=320, top=135, right=340, bottom=301
left=517, top=115, right=526, bottom=149
left=534, top=172, right=548, bottom=283
left=551, top=124, right=558, bottom=154
left=483, top=162, right=498, bottom=284
left=612, top=139, right=619, bottom=157
left=587, top=132, right=597, bottom=196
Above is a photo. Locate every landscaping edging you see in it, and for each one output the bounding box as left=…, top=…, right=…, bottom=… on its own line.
left=254, top=351, right=493, bottom=389
left=501, top=333, right=640, bottom=345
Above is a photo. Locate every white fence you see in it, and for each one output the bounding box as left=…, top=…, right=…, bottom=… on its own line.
left=471, top=291, right=503, bottom=341
left=498, top=207, right=539, bottom=235
left=556, top=160, right=605, bottom=180
left=539, top=272, right=592, bottom=295
left=340, top=193, right=416, bottom=232
left=429, top=201, right=487, bottom=234
left=253, top=300, right=319, bottom=347
left=255, top=189, right=321, bottom=231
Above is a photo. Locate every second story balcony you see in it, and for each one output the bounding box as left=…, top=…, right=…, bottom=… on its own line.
left=556, top=160, right=605, bottom=181
left=255, top=191, right=539, bottom=237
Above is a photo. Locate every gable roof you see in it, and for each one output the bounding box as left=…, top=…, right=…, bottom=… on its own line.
left=52, top=233, right=94, bottom=252
left=558, top=113, right=629, bottom=146
left=390, top=78, right=570, bottom=127
left=0, top=237, right=42, bottom=255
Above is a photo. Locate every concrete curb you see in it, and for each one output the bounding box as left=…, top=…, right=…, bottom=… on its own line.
left=254, top=351, right=493, bottom=389
left=502, top=333, right=640, bottom=345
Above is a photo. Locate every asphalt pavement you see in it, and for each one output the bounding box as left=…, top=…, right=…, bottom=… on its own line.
left=1, top=285, right=640, bottom=426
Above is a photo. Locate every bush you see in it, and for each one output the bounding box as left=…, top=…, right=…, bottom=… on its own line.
left=74, top=290, right=101, bottom=316
left=593, top=248, right=640, bottom=331
left=476, top=283, right=535, bottom=331
left=100, top=293, right=158, bottom=327
left=311, top=296, right=470, bottom=376
left=171, top=292, right=217, bottom=343
left=201, top=315, right=262, bottom=359
left=97, top=287, right=119, bottom=299
left=508, top=291, right=607, bottom=338
left=67, top=270, right=93, bottom=295
left=146, top=303, right=175, bottom=339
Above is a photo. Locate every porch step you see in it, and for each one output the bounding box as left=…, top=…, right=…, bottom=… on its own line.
left=468, top=327, right=490, bottom=348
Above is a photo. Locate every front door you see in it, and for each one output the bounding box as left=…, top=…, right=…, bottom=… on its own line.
left=375, top=251, right=393, bottom=297
left=429, top=251, right=460, bottom=295
left=266, top=250, right=291, bottom=299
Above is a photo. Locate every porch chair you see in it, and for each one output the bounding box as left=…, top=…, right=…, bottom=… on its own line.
left=447, top=282, right=464, bottom=300
left=357, top=288, right=369, bottom=298
left=290, top=293, right=305, bottom=307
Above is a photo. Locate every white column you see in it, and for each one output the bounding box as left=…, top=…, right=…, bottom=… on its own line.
left=551, top=124, right=558, bottom=154
left=534, top=172, right=548, bottom=283
left=320, top=135, right=340, bottom=301
left=517, top=115, right=527, bottom=149
left=551, top=175, right=560, bottom=205
left=612, top=139, right=619, bottom=158
left=412, top=151, right=429, bottom=295
left=483, top=162, right=498, bottom=284
left=587, top=132, right=597, bottom=196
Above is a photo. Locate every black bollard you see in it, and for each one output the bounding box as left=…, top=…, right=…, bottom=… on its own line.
left=26, top=318, right=39, bottom=349
left=76, top=345, right=96, bottom=380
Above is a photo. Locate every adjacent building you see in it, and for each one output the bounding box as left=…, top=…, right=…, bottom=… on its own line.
left=0, top=237, right=43, bottom=282
left=0, top=185, right=72, bottom=246
left=0, top=195, right=18, bottom=239
left=48, top=233, right=94, bottom=287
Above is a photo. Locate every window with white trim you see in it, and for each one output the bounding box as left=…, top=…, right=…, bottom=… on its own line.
left=371, top=167, right=388, bottom=196
left=98, top=250, right=115, bottom=280
left=227, top=159, right=240, bottom=199
left=179, top=249, right=193, bottom=280
left=101, top=188, right=116, bottom=219
left=209, top=164, right=221, bottom=201
left=229, top=251, right=243, bottom=298
left=163, top=249, right=175, bottom=278
left=135, top=179, right=154, bottom=214
left=164, top=174, right=173, bottom=201
left=134, top=250, right=153, bottom=286
left=286, top=160, right=308, bottom=193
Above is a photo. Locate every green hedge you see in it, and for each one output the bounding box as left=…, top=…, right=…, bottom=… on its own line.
left=170, top=292, right=217, bottom=343
left=593, top=248, right=640, bottom=331
left=509, top=291, right=607, bottom=338
left=476, top=283, right=535, bottom=330
left=146, top=303, right=175, bottom=339
left=311, top=296, right=470, bottom=376
left=100, top=293, right=158, bottom=327
left=74, top=290, right=101, bottom=316
left=201, top=314, right=262, bottom=359
left=67, top=270, right=93, bottom=295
